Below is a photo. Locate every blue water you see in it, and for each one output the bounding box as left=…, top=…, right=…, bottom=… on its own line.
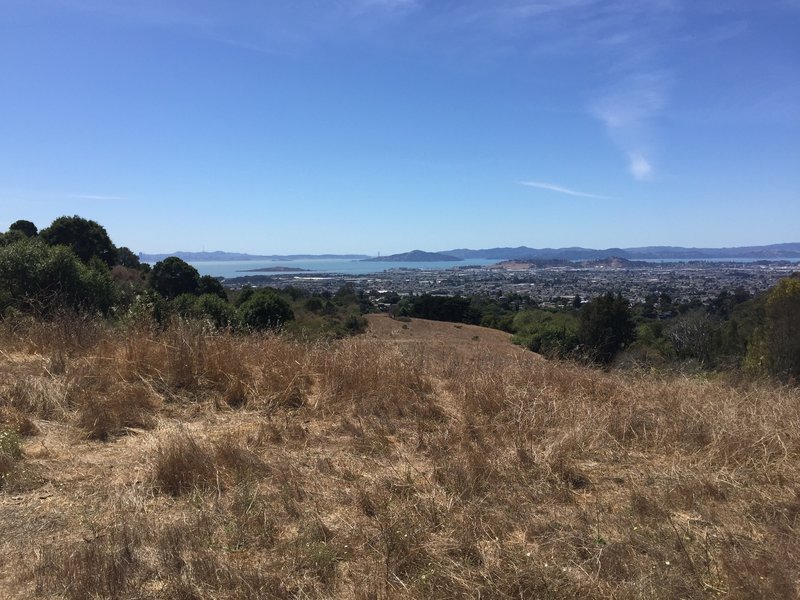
left=189, top=258, right=504, bottom=279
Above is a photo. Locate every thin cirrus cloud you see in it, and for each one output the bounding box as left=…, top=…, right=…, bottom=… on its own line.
left=519, top=181, right=611, bottom=200
left=66, top=193, right=126, bottom=202
left=0, top=190, right=126, bottom=203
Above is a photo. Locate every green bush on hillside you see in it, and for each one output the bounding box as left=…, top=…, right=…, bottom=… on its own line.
left=239, top=290, right=294, bottom=330
left=746, top=277, right=800, bottom=380
left=0, top=238, right=117, bottom=317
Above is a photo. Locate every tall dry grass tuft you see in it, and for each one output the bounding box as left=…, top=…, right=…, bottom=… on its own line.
left=0, top=375, right=71, bottom=420
left=120, top=322, right=254, bottom=398
left=248, top=335, right=311, bottom=411
left=152, top=428, right=269, bottom=496
left=152, top=429, right=217, bottom=496
left=35, top=526, right=138, bottom=600
left=0, top=405, right=38, bottom=437
left=315, top=338, right=440, bottom=420
left=75, top=384, right=159, bottom=440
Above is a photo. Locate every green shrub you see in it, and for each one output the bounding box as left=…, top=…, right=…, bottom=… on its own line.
left=0, top=238, right=117, bottom=316
left=194, top=294, right=239, bottom=328
left=239, top=290, right=294, bottom=330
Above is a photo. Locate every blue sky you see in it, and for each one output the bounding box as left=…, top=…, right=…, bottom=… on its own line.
left=1, top=0, right=798, bottom=255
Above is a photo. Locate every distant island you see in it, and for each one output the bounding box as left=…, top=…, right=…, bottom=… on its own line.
left=236, top=266, right=311, bottom=273
left=362, top=250, right=463, bottom=262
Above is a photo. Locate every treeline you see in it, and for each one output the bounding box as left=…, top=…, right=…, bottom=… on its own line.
left=0, top=216, right=365, bottom=337
left=385, top=282, right=799, bottom=381
left=3, top=215, right=797, bottom=380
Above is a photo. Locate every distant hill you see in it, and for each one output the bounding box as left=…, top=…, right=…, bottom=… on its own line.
left=494, top=256, right=650, bottom=269
left=139, top=251, right=370, bottom=262
left=362, top=250, right=463, bottom=262
left=442, top=243, right=800, bottom=261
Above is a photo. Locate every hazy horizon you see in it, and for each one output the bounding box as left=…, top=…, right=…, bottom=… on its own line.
left=138, top=241, right=800, bottom=260
left=2, top=1, right=798, bottom=254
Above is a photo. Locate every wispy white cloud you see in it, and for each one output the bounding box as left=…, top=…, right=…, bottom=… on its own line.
left=591, top=71, right=670, bottom=180
left=0, top=189, right=126, bottom=203
left=628, top=154, right=653, bottom=180
left=519, top=181, right=611, bottom=199
left=66, top=193, right=126, bottom=201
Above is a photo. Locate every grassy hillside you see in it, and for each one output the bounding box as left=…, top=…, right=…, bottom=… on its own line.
left=1, top=315, right=798, bottom=598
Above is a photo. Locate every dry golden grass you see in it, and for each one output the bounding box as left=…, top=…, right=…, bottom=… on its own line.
left=0, top=314, right=798, bottom=598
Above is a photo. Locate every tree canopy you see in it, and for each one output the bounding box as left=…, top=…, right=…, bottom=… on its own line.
left=746, top=276, right=800, bottom=380
left=149, top=257, right=201, bottom=300
left=9, top=220, right=38, bottom=237
left=40, top=215, right=117, bottom=266
left=578, top=292, right=636, bottom=364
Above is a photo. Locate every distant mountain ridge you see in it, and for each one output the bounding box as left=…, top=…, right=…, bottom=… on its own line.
left=139, top=251, right=370, bottom=262
left=139, top=244, right=800, bottom=264
left=442, top=243, right=800, bottom=261
left=362, top=250, right=462, bottom=262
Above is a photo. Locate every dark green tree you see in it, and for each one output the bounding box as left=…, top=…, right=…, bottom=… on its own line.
left=116, top=247, right=142, bottom=269
left=578, top=292, right=636, bottom=364
left=234, top=287, right=256, bottom=307
left=9, top=220, right=38, bottom=237
left=40, top=215, right=117, bottom=266
left=149, top=257, right=200, bottom=299
left=238, top=290, right=294, bottom=330
left=197, top=275, right=227, bottom=300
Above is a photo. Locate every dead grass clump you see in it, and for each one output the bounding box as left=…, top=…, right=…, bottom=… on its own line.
left=457, top=369, right=508, bottom=418
left=721, top=536, right=798, bottom=599
left=225, top=482, right=278, bottom=551
left=152, top=431, right=217, bottom=496
left=122, top=324, right=254, bottom=397
left=376, top=509, right=432, bottom=585
left=247, top=336, right=311, bottom=411
left=152, top=430, right=268, bottom=496
left=316, top=339, right=438, bottom=420
left=221, top=379, right=248, bottom=408
left=0, top=405, right=38, bottom=436
left=0, top=310, right=105, bottom=357
left=34, top=525, right=138, bottom=600
left=1, top=374, right=70, bottom=420
left=432, top=444, right=493, bottom=500
left=76, top=384, right=159, bottom=440
left=213, top=434, right=270, bottom=481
